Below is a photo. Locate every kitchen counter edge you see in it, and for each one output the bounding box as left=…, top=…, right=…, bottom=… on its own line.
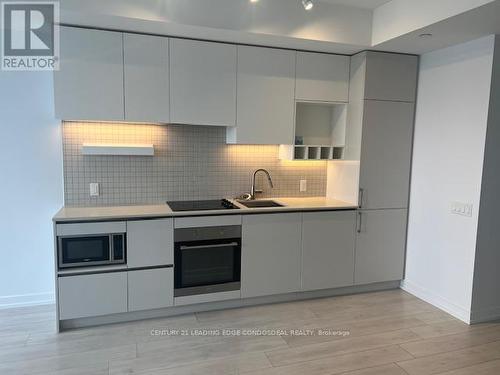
left=53, top=197, right=358, bottom=223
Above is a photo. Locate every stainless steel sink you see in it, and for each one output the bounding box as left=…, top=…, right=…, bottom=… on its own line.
left=238, top=200, right=284, bottom=208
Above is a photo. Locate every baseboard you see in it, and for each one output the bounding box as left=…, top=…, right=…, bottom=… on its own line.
left=470, top=306, right=500, bottom=323
left=0, top=292, right=55, bottom=310
left=60, top=281, right=400, bottom=331
left=401, top=280, right=471, bottom=324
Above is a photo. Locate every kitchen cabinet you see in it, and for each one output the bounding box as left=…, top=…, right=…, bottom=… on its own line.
left=127, top=219, right=174, bottom=268
left=358, top=100, right=415, bottom=210
left=355, top=209, right=408, bottom=285
left=58, top=272, right=128, bottom=319
left=128, top=268, right=174, bottom=311
left=295, top=52, right=350, bottom=103
left=301, top=211, right=356, bottom=291
left=241, top=213, right=301, bottom=298
left=364, top=52, right=419, bottom=102
left=55, top=26, right=124, bottom=121
left=123, top=34, right=170, bottom=123
left=227, top=46, right=296, bottom=145
left=170, top=39, right=237, bottom=126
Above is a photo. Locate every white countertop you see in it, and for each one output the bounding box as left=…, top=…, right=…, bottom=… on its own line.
left=53, top=197, right=357, bottom=222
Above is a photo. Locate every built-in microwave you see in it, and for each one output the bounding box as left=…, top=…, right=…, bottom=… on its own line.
left=57, top=223, right=126, bottom=269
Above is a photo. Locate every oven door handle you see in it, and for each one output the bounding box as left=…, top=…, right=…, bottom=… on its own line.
left=179, top=242, right=239, bottom=251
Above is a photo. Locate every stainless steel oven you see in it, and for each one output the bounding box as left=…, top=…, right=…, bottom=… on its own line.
left=174, top=225, right=241, bottom=297
left=57, top=223, right=126, bottom=269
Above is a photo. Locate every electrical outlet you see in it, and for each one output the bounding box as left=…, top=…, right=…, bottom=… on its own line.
left=451, top=201, right=473, bottom=217
left=90, top=183, right=100, bottom=197
left=300, top=180, right=307, bottom=192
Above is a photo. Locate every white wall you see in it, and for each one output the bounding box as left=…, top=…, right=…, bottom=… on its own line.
left=372, top=0, right=495, bottom=45
left=326, top=161, right=359, bottom=205
left=0, top=70, right=63, bottom=308
left=403, top=35, right=495, bottom=323
left=471, top=35, right=500, bottom=323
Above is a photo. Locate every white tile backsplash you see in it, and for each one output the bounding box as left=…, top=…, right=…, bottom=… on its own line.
left=62, top=122, right=327, bottom=206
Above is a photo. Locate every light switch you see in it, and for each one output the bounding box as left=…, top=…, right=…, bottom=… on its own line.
left=451, top=201, right=473, bottom=217
left=300, top=180, right=307, bottom=192
left=90, top=183, right=100, bottom=197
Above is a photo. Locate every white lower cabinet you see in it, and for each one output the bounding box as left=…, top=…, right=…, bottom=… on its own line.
left=355, top=209, right=408, bottom=285
left=241, top=213, right=302, bottom=298
left=127, top=219, right=174, bottom=268
left=58, top=272, right=128, bottom=320
left=301, top=211, right=356, bottom=291
left=128, top=268, right=174, bottom=311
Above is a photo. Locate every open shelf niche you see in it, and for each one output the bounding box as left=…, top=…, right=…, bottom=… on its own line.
left=279, top=101, right=347, bottom=161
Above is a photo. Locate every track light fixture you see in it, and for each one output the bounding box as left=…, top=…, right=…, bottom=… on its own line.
left=302, top=0, right=314, bottom=10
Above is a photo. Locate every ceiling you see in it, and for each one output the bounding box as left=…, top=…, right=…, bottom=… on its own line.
left=320, top=0, right=392, bottom=10
left=59, top=0, right=500, bottom=55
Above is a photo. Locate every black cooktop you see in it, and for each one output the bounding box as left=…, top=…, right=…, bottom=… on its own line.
left=167, top=199, right=239, bottom=212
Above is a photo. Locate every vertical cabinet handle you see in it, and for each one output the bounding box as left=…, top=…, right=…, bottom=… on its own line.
left=359, top=188, right=364, bottom=209
left=357, top=212, right=363, bottom=233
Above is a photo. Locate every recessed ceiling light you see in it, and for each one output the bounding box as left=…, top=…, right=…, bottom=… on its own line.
left=250, top=0, right=259, bottom=3
left=302, top=0, right=314, bottom=11
left=419, top=33, right=433, bottom=38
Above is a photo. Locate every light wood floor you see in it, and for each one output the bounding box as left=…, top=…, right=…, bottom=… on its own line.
left=1, top=289, right=500, bottom=374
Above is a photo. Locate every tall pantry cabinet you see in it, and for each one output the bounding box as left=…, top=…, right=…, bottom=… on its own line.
left=349, top=52, right=419, bottom=285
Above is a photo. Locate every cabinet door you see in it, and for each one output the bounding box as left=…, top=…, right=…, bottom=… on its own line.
left=241, top=213, right=301, bottom=298
left=58, top=272, right=127, bottom=319
left=170, top=39, right=237, bottom=126
left=128, top=268, right=173, bottom=311
left=228, top=46, right=295, bottom=145
left=355, top=209, right=407, bottom=285
left=302, top=211, right=356, bottom=291
left=296, top=52, right=350, bottom=102
left=359, top=101, right=414, bottom=210
left=364, top=52, right=419, bottom=102
left=124, top=34, right=169, bottom=123
left=127, top=219, right=174, bottom=268
left=54, top=26, right=124, bottom=121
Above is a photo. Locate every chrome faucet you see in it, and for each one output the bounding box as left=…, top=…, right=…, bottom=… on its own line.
left=250, top=169, right=274, bottom=200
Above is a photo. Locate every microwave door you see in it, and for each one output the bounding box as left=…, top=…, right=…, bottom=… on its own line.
left=59, top=235, right=111, bottom=268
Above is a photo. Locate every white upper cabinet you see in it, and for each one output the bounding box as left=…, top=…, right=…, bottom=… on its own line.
left=123, top=34, right=169, bottom=123
left=54, top=26, right=124, bottom=121
left=170, top=39, right=237, bottom=126
left=295, top=52, right=350, bottom=103
left=227, top=46, right=296, bottom=145
left=364, top=52, right=419, bottom=102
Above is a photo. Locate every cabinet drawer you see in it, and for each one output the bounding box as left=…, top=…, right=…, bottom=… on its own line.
left=128, top=268, right=173, bottom=311
left=58, top=272, right=127, bottom=320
